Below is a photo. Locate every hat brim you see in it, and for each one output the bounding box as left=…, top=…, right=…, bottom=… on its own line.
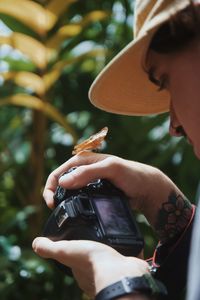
left=89, top=1, right=190, bottom=116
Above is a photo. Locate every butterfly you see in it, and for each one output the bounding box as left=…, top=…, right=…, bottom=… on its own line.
left=72, top=127, right=108, bottom=155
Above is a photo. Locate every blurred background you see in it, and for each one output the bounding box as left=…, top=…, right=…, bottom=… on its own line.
left=0, top=0, right=199, bottom=299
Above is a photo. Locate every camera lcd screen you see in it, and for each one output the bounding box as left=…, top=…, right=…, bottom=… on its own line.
left=93, top=197, right=135, bottom=236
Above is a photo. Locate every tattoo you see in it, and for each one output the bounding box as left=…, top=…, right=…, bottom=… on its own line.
left=155, top=192, right=192, bottom=243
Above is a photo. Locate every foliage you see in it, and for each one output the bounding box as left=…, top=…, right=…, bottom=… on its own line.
left=0, top=0, right=199, bottom=299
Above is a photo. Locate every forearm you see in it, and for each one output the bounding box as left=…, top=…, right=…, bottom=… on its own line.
left=135, top=167, right=193, bottom=244
left=154, top=188, right=192, bottom=243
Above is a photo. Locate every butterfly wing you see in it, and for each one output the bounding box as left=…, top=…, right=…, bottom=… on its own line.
left=72, top=127, right=108, bottom=155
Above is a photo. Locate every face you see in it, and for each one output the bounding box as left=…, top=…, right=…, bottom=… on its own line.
left=146, top=41, right=200, bottom=158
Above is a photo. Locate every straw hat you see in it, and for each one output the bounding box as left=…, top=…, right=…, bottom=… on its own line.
left=89, top=0, right=191, bottom=116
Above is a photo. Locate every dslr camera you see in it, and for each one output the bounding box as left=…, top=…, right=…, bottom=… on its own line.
left=43, top=168, right=144, bottom=275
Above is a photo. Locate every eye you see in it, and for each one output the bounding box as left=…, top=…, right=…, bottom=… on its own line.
left=147, top=67, right=169, bottom=91
left=157, top=74, right=169, bottom=91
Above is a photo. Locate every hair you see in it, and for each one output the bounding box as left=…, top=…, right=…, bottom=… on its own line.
left=149, top=2, right=200, bottom=54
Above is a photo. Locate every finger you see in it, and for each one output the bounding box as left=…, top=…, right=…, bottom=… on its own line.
left=58, top=158, right=117, bottom=189
left=43, top=152, right=109, bottom=208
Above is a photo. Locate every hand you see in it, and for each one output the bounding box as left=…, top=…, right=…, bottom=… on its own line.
left=43, top=151, right=182, bottom=227
left=32, top=237, right=149, bottom=298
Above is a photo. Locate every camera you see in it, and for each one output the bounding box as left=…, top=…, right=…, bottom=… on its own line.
left=43, top=168, right=144, bottom=275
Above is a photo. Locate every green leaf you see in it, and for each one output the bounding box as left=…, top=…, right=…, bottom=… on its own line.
left=2, top=57, right=36, bottom=72
left=0, top=13, right=38, bottom=39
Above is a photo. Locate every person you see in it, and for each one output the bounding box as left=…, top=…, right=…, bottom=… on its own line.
left=32, top=0, right=200, bottom=299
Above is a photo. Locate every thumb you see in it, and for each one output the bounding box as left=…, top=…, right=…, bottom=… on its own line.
left=32, top=237, right=69, bottom=262
left=32, top=237, right=99, bottom=266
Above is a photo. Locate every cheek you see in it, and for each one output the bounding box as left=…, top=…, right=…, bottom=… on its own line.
left=170, top=85, right=192, bottom=129
left=170, top=80, right=200, bottom=153
left=169, top=58, right=200, bottom=126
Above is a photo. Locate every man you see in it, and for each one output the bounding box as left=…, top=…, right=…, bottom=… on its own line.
left=32, top=1, right=200, bottom=299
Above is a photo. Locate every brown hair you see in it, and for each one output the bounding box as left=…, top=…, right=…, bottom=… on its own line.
left=149, top=2, right=200, bottom=54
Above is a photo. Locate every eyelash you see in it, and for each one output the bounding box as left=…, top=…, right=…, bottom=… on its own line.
left=157, top=75, right=168, bottom=91
left=148, top=68, right=169, bottom=91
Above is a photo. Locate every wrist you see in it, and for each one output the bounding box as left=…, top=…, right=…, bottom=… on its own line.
left=118, top=296, right=154, bottom=300
left=119, top=296, right=153, bottom=300
left=94, top=256, right=150, bottom=294
left=95, top=274, right=167, bottom=300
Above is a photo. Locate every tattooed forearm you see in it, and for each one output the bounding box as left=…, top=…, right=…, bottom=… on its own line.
left=154, top=192, right=193, bottom=244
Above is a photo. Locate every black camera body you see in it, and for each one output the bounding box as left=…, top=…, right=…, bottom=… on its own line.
left=43, top=170, right=144, bottom=275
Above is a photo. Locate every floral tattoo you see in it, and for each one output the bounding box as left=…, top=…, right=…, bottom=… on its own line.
left=155, top=192, right=192, bottom=243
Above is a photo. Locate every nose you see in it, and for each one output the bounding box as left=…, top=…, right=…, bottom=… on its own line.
left=169, top=105, right=185, bottom=137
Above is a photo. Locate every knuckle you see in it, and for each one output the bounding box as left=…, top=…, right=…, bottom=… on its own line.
left=70, top=154, right=83, bottom=164
left=42, top=189, right=46, bottom=199
left=56, top=243, right=68, bottom=258
left=72, top=165, right=85, bottom=177
left=76, top=165, right=93, bottom=178
left=48, top=170, right=59, bottom=183
left=104, top=156, right=122, bottom=172
left=70, top=170, right=81, bottom=182
left=105, top=155, right=120, bottom=165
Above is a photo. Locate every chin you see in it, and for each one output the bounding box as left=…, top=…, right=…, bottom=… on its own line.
left=194, top=146, right=200, bottom=159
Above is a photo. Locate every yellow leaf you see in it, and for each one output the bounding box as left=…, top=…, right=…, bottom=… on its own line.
left=46, top=10, right=109, bottom=51
left=0, top=36, right=10, bottom=44
left=80, top=11, right=109, bottom=27
left=59, top=24, right=82, bottom=37
left=43, top=69, right=61, bottom=91
left=44, top=56, right=82, bottom=90
left=0, top=94, right=77, bottom=139
left=0, top=71, right=45, bottom=96
left=46, top=24, right=81, bottom=49
left=46, top=0, right=77, bottom=20
left=0, top=0, right=55, bottom=35
left=0, top=33, right=47, bottom=69
left=44, top=49, right=107, bottom=90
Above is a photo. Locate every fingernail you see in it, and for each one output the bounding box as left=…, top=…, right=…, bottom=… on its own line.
left=32, top=239, right=37, bottom=251
left=32, top=237, right=41, bottom=252
left=59, top=173, right=74, bottom=185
